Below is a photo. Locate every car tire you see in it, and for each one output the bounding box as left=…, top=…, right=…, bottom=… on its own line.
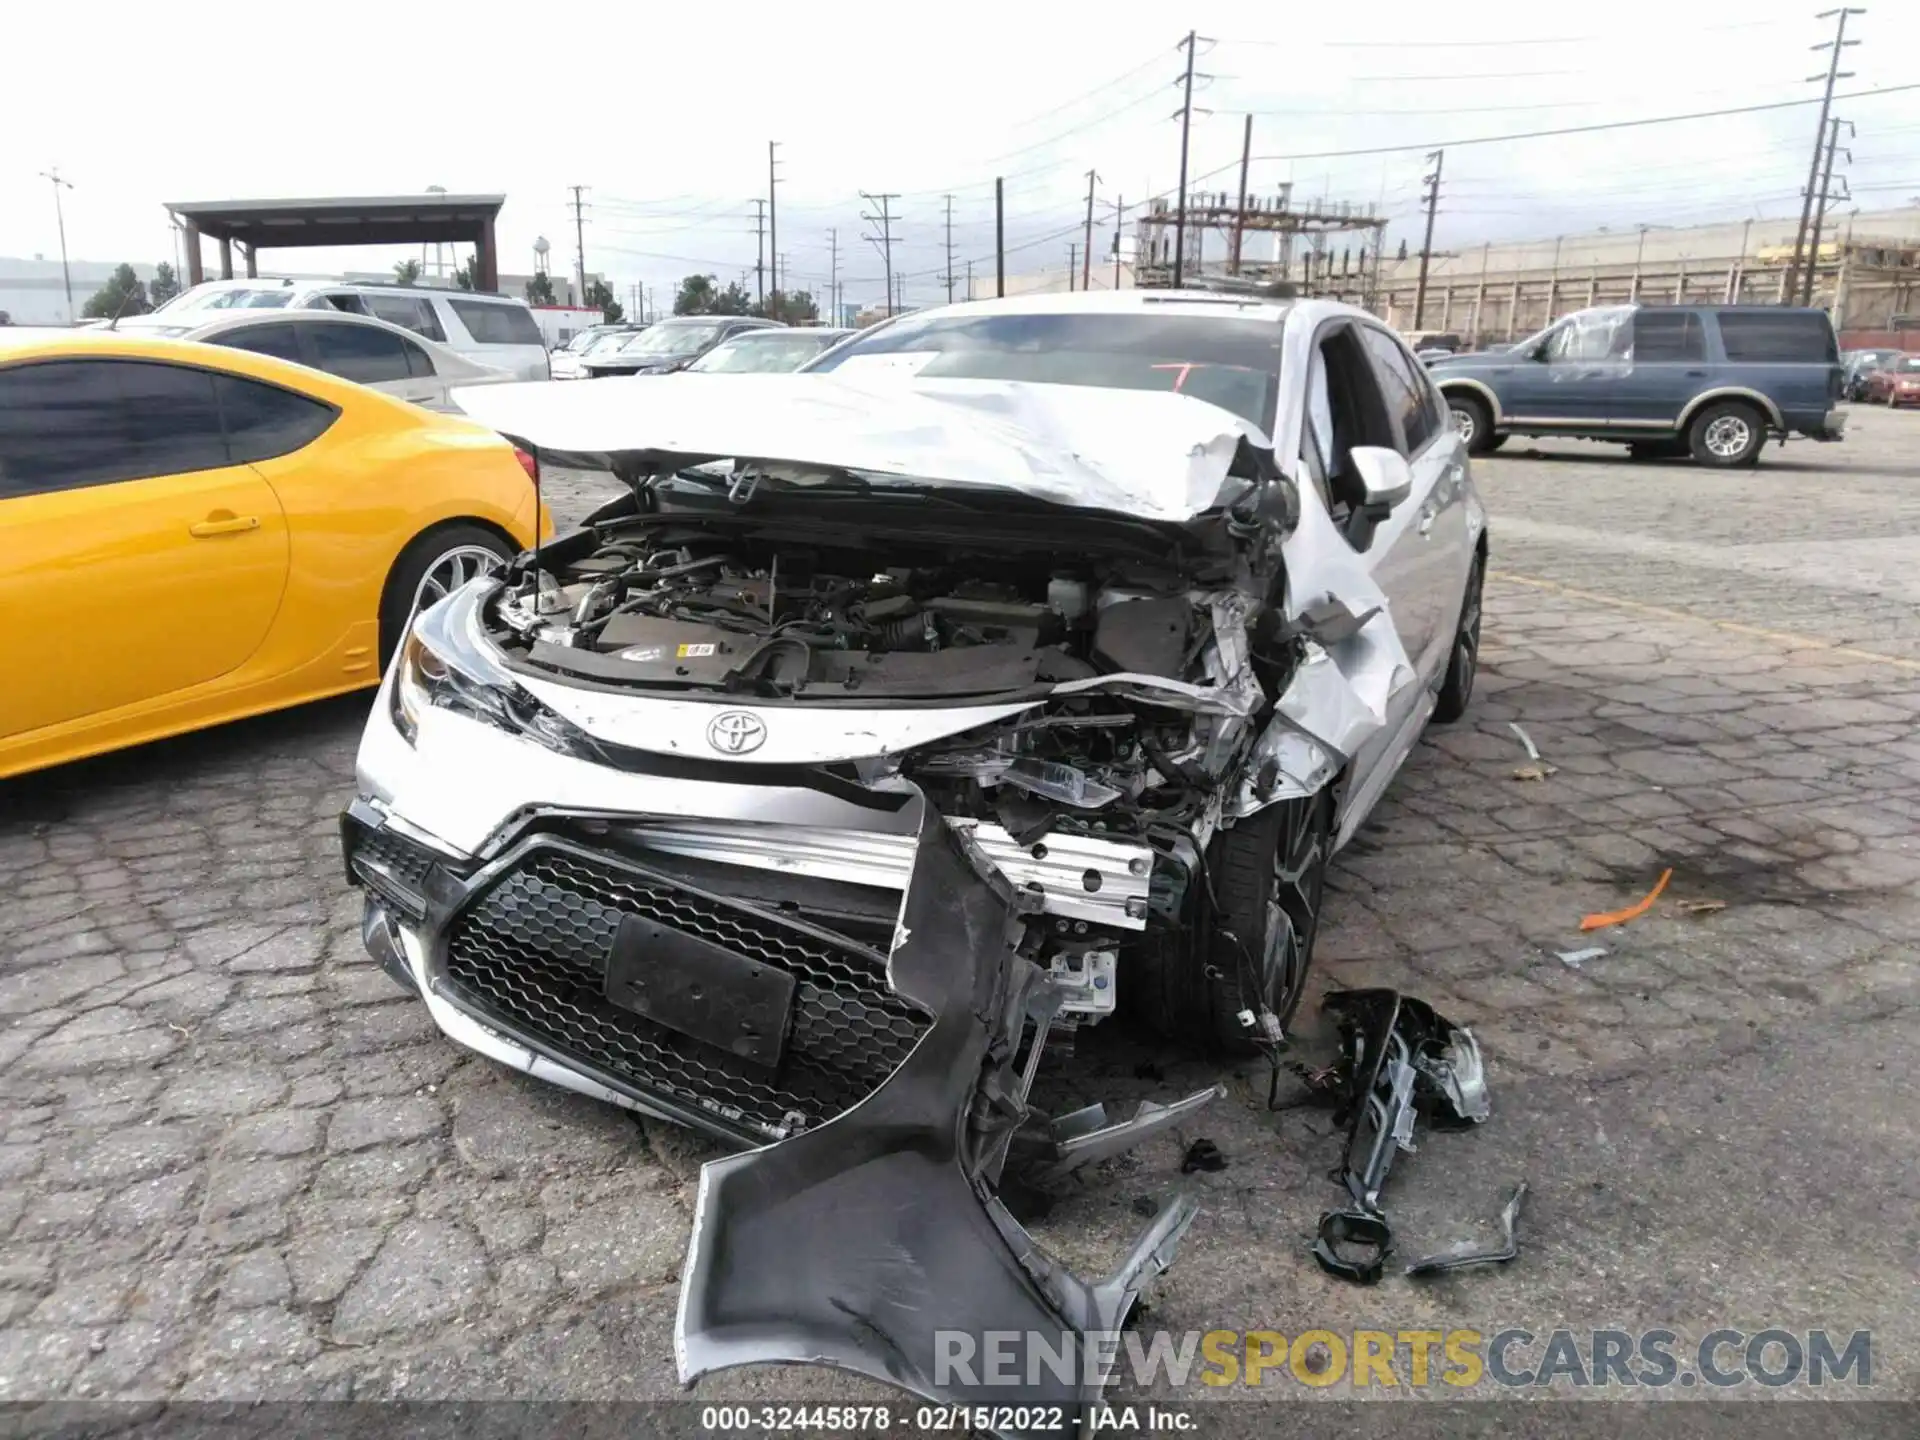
left=1687, top=400, right=1766, bottom=468
left=1133, top=789, right=1334, bottom=1056
left=378, top=523, right=515, bottom=669
left=1431, top=547, right=1485, bottom=724
left=1448, top=393, right=1498, bottom=456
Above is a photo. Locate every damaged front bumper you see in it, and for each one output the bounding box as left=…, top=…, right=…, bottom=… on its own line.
left=344, top=780, right=1214, bottom=1429
left=678, top=801, right=1205, bottom=1432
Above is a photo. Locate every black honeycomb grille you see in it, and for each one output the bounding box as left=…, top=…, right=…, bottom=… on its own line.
left=441, top=845, right=929, bottom=1141
left=351, top=827, right=440, bottom=893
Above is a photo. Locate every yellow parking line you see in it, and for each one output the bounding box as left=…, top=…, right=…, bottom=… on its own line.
left=1489, top=570, right=1920, bottom=673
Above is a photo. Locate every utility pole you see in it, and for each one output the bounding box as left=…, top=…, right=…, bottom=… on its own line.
left=828, top=228, right=839, bottom=326
left=860, top=191, right=899, bottom=317
left=942, top=194, right=956, bottom=303
left=751, top=198, right=766, bottom=306
left=1171, top=30, right=1211, bottom=287
left=39, top=168, right=74, bottom=323
left=1082, top=168, right=1099, bottom=291
left=1068, top=242, right=1078, bottom=292
left=1413, top=149, right=1444, bottom=329
left=568, top=185, right=590, bottom=308
left=1804, top=114, right=1853, bottom=306
left=995, top=177, right=1005, bottom=297
left=966, top=258, right=974, bottom=302
left=1786, top=7, right=1863, bottom=306
left=1230, top=115, right=1253, bottom=275
left=768, top=141, right=781, bottom=313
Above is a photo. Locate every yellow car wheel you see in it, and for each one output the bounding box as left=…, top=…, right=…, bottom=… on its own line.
left=378, top=523, right=515, bottom=667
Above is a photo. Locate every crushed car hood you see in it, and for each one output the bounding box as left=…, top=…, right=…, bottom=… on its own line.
left=451, top=372, right=1268, bottom=523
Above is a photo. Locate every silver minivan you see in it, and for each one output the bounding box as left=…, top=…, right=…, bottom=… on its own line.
left=141, top=279, right=551, bottom=381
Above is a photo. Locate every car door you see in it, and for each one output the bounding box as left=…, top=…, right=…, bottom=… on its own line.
left=0, top=358, right=292, bottom=737
left=1361, top=325, right=1474, bottom=671
left=1498, top=307, right=1632, bottom=425
left=1302, top=324, right=1439, bottom=829
left=293, top=320, right=416, bottom=402
left=1305, top=323, right=1437, bottom=668
left=1612, top=308, right=1708, bottom=432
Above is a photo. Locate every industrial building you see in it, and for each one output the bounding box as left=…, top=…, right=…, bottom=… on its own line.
left=1372, top=207, right=1920, bottom=347
left=957, top=203, right=1920, bottom=351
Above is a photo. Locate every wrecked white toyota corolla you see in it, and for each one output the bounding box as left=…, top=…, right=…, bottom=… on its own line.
left=342, top=297, right=1486, bottom=1430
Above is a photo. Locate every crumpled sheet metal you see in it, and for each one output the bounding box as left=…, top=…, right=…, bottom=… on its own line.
left=675, top=793, right=1202, bottom=1434
left=452, top=371, right=1268, bottom=523
left=1221, top=476, right=1416, bottom=815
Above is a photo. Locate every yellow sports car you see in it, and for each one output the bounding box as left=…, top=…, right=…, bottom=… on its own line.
left=0, top=328, right=550, bottom=780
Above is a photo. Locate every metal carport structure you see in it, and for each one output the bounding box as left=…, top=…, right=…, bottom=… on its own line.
left=163, top=193, right=506, bottom=289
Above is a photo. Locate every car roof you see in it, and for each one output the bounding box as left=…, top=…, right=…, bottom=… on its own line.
left=891, top=288, right=1298, bottom=325
left=179, top=308, right=492, bottom=364
left=719, top=326, right=849, bottom=342
left=0, top=330, right=514, bottom=432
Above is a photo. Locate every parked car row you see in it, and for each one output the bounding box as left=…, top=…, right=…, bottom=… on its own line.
left=124, top=278, right=552, bottom=381
left=1843, top=348, right=1920, bottom=406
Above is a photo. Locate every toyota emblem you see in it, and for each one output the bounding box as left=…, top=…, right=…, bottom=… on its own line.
left=707, top=710, right=767, bottom=755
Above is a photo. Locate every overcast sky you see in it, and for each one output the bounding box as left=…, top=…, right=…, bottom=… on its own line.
left=5, top=0, right=1917, bottom=311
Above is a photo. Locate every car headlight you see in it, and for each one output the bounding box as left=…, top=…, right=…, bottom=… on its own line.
left=389, top=583, right=600, bottom=759
left=391, top=593, right=521, bottom=746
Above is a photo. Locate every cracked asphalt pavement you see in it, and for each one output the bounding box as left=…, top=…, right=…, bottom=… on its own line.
left=2, top=408, right=1917, bottom=1417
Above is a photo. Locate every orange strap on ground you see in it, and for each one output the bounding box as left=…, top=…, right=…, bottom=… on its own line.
left=1580, top=867, right=1674, bottom=932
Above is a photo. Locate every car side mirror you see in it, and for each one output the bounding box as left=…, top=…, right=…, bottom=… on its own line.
left=1349, top=446, right=1412, bottom=509
left=1340, top=447, right=1413, bottom=553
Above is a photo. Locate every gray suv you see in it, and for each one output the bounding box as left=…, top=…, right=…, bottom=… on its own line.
left=1428, top=304, right=1845, bottom=467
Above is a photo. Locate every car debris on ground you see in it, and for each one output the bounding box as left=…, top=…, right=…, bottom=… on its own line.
left=1310, top=988, right=1501, bottom=1286
left=1581, top=867, right=1674, bottom=930
left=1406, top=1182, right=1528, bottom=1277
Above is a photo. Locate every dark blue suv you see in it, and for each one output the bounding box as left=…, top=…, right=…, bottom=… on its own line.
left=1428, top=304, right=1845, bottom=467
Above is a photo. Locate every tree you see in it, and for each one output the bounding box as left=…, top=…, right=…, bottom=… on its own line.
left=525, top=271, right=556, bottom=305
left=81, top=264, right=149, bottom=320
left=148, top=262, right=181, bottom=308
left=585, top=278, right=622, bottom=323
left=452, top=252, right=479, bottom=291
left=675, top=274, right=718, bottom=315
left=766, top=289, right=818, bottom=325
left=714, top=281, right=756, bottom=316
left=393, top=258, right=423, bottom=286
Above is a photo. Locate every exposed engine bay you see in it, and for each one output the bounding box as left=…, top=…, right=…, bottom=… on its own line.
left=488, top=519, right=1255, bottom=698
left=481, top=503, right=1320, bottom=958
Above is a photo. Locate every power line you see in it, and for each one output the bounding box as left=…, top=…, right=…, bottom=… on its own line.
left=1236, top=80, right=1920, bottom=165
left=1005, top=45, right=1176, bottom=129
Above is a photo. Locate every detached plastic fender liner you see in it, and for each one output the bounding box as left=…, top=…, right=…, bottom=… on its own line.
left=676, top=791, right=1200, bottom=1434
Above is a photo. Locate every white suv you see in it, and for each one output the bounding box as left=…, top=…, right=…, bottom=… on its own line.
left=138, top=279, right=551, bottom=381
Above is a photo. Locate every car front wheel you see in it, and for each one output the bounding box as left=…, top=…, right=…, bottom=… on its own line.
left=1448, top=393, right=1500, bottom=456
left=1132, top=789, right=1334, bottom=1055
left=1688, top=400, right=1766, bottom=468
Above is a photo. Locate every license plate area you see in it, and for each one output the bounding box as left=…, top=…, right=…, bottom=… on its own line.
left=605, top=915, right=795, bottom=1067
